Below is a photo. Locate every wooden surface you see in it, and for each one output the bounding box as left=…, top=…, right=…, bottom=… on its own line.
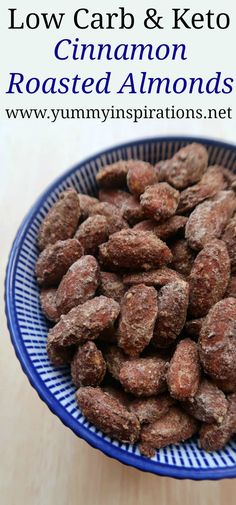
left=1, top=122, right=236, bottom=505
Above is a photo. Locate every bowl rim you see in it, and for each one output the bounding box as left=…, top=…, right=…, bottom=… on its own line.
left=5, top=135, right=236, bottom=481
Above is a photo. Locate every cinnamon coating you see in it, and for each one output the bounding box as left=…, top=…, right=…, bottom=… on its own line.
left=117, top=284, right=158, bottom=356
left=185, top=191, right=236, bottom=251
left=140, top=406, right=198, bottom=455
left=99, top=230, right=172, bottom=271
left=36, top=238, right=84, bottom=287
left=167, top=339, right=200, bottom=400
left=199, top=393, right=236, bottom=451
left=152, top=280, right=189, bottom=348
left=188, top=239, right=230, bottom=318
left=199, top=298, right=236, bottom=384
left=76, top=386, right=140, bottom=443
left=140, top=183, right=180, bottom=222
left=56, top=255, right=100, bottom=315
left=119, top=357, right=167, bottom=397
left=71, top=342, right=106, bottom=387
left=158, top=143, right=208, bottom=189
left=38, top=188, right=80, bottom=250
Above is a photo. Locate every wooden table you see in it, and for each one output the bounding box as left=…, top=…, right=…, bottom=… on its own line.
left=1, top=121, right=235, bottom=505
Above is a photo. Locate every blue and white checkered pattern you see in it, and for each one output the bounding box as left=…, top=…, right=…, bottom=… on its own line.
left=5, top=137, right=236, bottom=480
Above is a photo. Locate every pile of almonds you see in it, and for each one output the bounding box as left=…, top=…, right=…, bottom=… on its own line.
left=35, top=143, right=236, bottom=457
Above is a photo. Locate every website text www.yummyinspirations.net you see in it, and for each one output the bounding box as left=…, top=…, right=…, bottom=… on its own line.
left=4, top=105, right=233, bottom=123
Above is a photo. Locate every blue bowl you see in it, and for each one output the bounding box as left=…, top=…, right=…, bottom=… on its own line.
left=5, top=136, right=236, bottom=480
